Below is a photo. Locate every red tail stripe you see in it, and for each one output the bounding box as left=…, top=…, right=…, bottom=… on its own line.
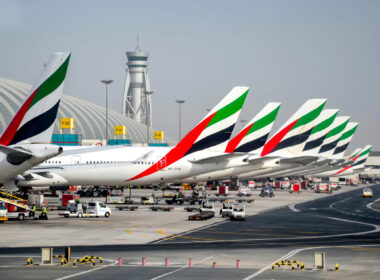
left=225, top=123, right=254, bottom=153
left=260, top=119, right=299, bottom=157
left=333, top=165, right=351, bottom=175
left=127, top=112, right=216, bottom=181
left=0, top=88, right=38, bottom=146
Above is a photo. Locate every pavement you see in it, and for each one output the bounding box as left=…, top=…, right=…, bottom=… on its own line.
left=0, top=184, right=379, bottom=279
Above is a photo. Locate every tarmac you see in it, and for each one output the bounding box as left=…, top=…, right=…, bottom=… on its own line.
left=0, top=184, right=379, bottom=279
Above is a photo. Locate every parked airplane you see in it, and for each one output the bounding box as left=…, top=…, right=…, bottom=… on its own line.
left=312, top=145, right=372, bottom=177
left=0, top=52, right=70, bottom=191
left=173, top=102, right=281, bottom=183
left=235, top=99, right=327, bottom=179
left=17, top=86, right=250, bottom=187
left=263, top=116, right=352, bottom=178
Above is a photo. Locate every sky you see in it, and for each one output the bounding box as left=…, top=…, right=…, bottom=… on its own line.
left=0, top=0, right=379, bottom=150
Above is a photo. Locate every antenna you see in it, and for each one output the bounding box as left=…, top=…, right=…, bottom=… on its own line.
left=136, top=33, right=141, bottom=51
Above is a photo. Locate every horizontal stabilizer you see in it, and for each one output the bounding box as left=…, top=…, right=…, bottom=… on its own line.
left=0, top=144, right=33, bottom=165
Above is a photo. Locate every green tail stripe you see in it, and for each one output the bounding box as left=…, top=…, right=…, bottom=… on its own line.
left=206, top=89, right=249, bottom=128
left=325, top=119, right=350, bottom=139
left=29, top=54, right=71, bottom=109
left=359, top=147, right=371, bottom=158
left=292, top=101, right=326, bottom=131
left=339, top=125, right=358, bottom=141
left=246, top=105, right=280, bottom=136
left=310, top=112, right=338, bottom=135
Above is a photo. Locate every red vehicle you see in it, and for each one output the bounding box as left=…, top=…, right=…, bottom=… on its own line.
left=61, top=194, right=80, bottom=207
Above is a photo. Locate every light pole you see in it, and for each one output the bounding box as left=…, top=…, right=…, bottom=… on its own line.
left=101, top=80, right=113, bottom=145
left=144, top=90, right=153, bottom=145
left=176, top=100, right=185, bottom=142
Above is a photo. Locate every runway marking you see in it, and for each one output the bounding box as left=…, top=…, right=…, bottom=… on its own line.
left=157, top=229, right=218, bottom=241
left=243, top=243, right=380, bottom=279
left=149, top=255, right=214, bottom=280
left=125, top=229, right=134, bottom=235
left=367, top=198, right=380, bottom=213
left=329, top=197, right=352, bottom=210
left=289, top=204, right=300, bottom=212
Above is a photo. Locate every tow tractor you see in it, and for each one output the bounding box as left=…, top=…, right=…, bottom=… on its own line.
left=220, top=201, right=233, bottom=217
left=230, top=203, right=246, bottom=221
left=60, top=200, right=111, bottom=218
left=200, top=202, right=215, bottom=217
left=165, top=192, right=185, bottom=205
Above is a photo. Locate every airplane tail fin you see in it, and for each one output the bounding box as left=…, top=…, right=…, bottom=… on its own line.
left=302, top=109, right=339, bottom=155
left=126, top=86, right=249, bottom=182
left=225, top=102, right=281, bottom=154
left=260, top=99, right=327, bottom=156
left=0, top=52, right=71, bottom=146
left=347, top=148, right=361, bottom=161
left=333, top=145, right=372, bottom=175
left=318, top=116, right=350, bottom=157
left=332, top=122, right=359, bottom=158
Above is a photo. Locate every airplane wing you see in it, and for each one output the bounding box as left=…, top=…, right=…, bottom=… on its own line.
left=279, top=156, right=319, bottom=165
left=188, top=152, right=247, bottom=164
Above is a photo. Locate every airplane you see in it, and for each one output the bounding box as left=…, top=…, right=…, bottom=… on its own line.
left=235, top=98, right=327, bottom=180
left=172, top=102, right=281, bottom=183
left=312, top=145, right=372, bottom=177
left=0, top=52, right=71, bottom=191
left=174, top=98, right=327, bottom=183
left=260, top=116, right=352, bottom=178
left=17, top=86, right=251, bottom=187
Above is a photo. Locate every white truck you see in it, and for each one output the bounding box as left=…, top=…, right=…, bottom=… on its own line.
left=61, top=200, right=111, bottom=218
left=230, top=203, right=246, bottom=221
left=0, top=202, right=8, bottom=223
left=238, top=186, right=252, bottom=197
left=200, top=202, right=215, bottom=217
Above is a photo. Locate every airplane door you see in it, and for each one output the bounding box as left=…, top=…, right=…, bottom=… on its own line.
left=71, top=155, right=81, bottom=164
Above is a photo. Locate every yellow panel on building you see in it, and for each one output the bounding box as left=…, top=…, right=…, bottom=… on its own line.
left=154, top=131, right=164, bottom=140
left=60, top=118, right=75, bottom=129
left=114, top=125, right=126, bottom=135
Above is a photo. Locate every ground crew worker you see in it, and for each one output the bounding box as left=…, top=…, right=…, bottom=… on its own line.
left=29, top=204, right=36, bottom=218
left=39, top=205, right=48, bottom=220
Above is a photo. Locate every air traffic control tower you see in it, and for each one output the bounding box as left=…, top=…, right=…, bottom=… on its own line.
left=122, top=40, right=153, bottom=128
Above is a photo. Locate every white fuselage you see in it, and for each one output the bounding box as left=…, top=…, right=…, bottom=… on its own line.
left=18, top=145, right=248, bottom=186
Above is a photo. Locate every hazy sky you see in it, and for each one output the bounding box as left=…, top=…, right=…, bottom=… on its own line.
left=1, top=0, right=379, bottom=150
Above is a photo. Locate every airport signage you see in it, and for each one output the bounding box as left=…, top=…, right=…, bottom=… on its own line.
left=114, top=125, right=126, bottom=135
left=154, top=131, right=164, bottom=140
left=60, top=118, right=75, bottom=129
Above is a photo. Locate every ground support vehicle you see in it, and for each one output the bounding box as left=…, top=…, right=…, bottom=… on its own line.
left=0, top=202, right=8, bottom=222
left=238, top=186, right=252, bottom=197
left=216, top=186, right=229, bottom=196
left=363, top=188, right=373, bottom=198
left=236, top=198, right=254, bottom=203
left=116, top=205, right=138, bottom=211
left=106, top=188, right=125, bottom=204
left=141, top=196, right=159, bottom=205
left=188, top=212, right=214, bottom=221
left=61, top=201, right=111, bottom=218
left=60, top=200, right=84, bottom=218
left=200, top=202, right=215, bottom=217
left=220, top=202, right=233, bottom=217
left=315, top=183, right=332, bottom=194
left=184, top=207, right=200, bottom=212
left=259, top=186, right=275, bottom=197
left=150, top=206, right=173, bottom=212
left=0, top=192, right=30, bottom=220
left=230, top=203, right=246, bottom=221
left=165, top=193, right=185, bottom=205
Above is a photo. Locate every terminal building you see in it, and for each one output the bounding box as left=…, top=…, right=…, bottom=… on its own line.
left=0, top=77, right=174, bottom=146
